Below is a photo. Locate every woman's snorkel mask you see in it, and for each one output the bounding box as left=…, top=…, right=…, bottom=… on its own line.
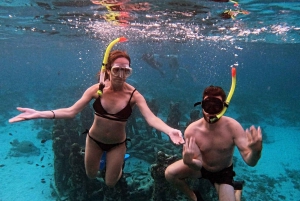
left=97, top=37, right=127, bottom=96
left=194, top=67, right=236, bottom=124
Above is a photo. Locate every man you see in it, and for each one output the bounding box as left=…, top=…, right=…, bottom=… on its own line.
left=165, top=86, right=262, bottom=201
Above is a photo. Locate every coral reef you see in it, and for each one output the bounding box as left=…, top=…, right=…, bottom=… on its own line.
left=128, top=136, right=182, bottom=164
left=150, top=151, right=179, bottom=201
left=68, top=143, right=89, bottom=200
left=166, top=102, right=181, bottom=129
left=146, top=99, right=162, bottom=139
left=125, top=107, right=140, bottom=139
left=186, top=109, right=200, bottom=127
left=79, top=105, right=94, bottom=134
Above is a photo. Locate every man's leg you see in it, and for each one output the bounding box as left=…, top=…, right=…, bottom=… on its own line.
left=214, top=183, right=235, bottom=201
left=233, top=180, right=244, bottom=201
left=165, top=159, right=201, bottom=201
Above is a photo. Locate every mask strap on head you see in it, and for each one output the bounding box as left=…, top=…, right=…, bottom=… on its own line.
left=97, top=36, right=128, bottom=96
left=194, top=67, right=236, bottom=123
left=193, top=102, right=202, bottom=107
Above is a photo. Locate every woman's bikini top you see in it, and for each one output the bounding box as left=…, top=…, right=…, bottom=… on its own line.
left=93, top=89, right=136, bottom=122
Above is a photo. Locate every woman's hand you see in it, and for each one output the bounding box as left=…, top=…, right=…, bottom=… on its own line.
left=9, top=107, right=39, bottom=123
left=168, top=129, right=185, bottom=145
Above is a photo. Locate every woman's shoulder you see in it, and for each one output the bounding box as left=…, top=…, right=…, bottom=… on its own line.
left=124, top=83, right=143, bottom=102
left=124, top=83, right=139, bottom=94
left=83, top=84, right=100, bottom=98
left=124, top=82, right=134, bottom=89
left=87, top=84, right=100, bottom=91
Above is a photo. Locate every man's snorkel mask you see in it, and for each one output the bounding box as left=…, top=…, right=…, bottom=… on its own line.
left=97, top=37, right=127, bottom=96
left=194, top=67, right=236, bottom=124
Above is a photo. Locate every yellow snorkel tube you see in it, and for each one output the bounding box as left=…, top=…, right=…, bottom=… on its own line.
left=97, top=37, right=128, bottom=96
left=229, top=0, right=239, bottom=6
left=209, top=67, right=236, bottom=123
left=217, top=67, right=236, bottom=117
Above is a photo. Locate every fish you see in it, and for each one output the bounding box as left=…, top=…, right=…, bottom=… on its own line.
left=41, top=139, right=47, bottom=143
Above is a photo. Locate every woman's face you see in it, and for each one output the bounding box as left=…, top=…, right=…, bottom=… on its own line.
left=109, top=57, right=132, bottom=80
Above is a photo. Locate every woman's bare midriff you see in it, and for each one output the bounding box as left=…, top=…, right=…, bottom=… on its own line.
left=89, top=115, right=127, bottom=144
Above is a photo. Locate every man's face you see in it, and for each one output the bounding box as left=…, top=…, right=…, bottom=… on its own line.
left=202, top=96, right=224, bottom=115
left=201, top=95, right=224, bottom=124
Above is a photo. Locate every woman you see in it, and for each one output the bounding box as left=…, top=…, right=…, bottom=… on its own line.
left=9, top=50, right=184, bottom=187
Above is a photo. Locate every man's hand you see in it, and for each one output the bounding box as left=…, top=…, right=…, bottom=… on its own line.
left=182, top=137, right=202, bottom=170
left=183, top=137, right=196, bottom=164
left=246, top=126, right=262, bottom=152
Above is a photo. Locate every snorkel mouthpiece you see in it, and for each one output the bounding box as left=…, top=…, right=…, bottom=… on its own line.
left=97, top=37, right=128, bottom=96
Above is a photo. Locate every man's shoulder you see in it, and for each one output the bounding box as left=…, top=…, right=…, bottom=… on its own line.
left=185, top=119, right=203, bottom=134
left=189, top=118, right=203, bottom=127
left=221, top=116, right=244, bottom=131
left=222, top=116, right=240, bottom=124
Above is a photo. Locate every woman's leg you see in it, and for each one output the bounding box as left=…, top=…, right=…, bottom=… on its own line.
left=105, top=143, right=126, bottom=187
left=84, top=135, right=103, bottom=179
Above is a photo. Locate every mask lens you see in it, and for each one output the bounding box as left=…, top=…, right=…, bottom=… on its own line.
left=111, top=65, right=132, bottom=78
left=111, top=67, right=121, bottom=75
left=123, top=68, right=132, bottom=76
left=202, top=97, right=224, bottom=114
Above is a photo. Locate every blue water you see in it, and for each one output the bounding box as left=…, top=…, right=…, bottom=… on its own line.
left=1, top=0, right=300, bottom=200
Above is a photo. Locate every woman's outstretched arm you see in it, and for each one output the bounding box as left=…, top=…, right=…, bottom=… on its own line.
left=9, top=84, right=97, bottom=123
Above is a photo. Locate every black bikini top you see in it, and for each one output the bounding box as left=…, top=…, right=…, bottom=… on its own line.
left=93, top=89, right=136, bottom=122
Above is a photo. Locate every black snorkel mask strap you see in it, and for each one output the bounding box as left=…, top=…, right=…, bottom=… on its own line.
left=193, top=102, right=201, bottom=107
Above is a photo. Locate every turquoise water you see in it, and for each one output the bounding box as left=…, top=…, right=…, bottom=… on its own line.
left=1, top=0, right=300, bottom=200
